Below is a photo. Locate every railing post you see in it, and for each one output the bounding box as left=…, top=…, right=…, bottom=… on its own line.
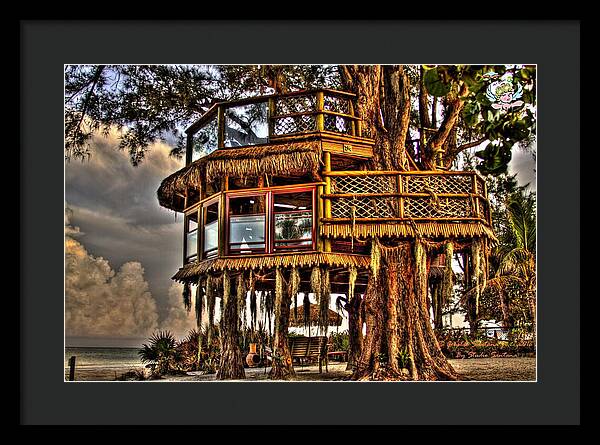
left=268, top=97, right=276, bottom=139
left=323, top=151, right=332, bottom=252
left=397, top=173, right=404, bottom=219
left=199, top=205, right=204, bottom=261
left=217, top=105, right=225, bottom=148
left=316, top=91, right=325, bottom=132
left=348, top=99, right=356, bottom=136
left=471, top=173, right=480, bottom=219
left=218, top=193, right=226, bottom=257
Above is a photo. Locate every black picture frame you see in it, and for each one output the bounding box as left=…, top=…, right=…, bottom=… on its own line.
left=21, top=20, right=580, bottom=425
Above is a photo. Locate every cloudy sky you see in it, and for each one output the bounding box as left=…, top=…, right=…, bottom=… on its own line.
left=65, top=124, right=536, bottom=348
left=65, top=128, right=196, bottom=347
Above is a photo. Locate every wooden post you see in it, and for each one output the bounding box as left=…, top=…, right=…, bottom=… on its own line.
left=316, top=91, right=325, bottom=132
left=268, top=97, right=276, bottom=139
left=471, top=173, right=480, bottom=219
left=68, top=356, right=76, bottom=381
left=199, top=205, right=205, bottom=260
left=218, top=193, right=226, bottom=257
left=217, top=105, right=225, bottom=148
left=348, top=99, right=356, bottom=136
left=316, top=184, right=325, bottom=251
left=323, top=151, right=332, bottom=252
left=397, top=173, right=404, bottom=219
left=185, top=133, right=193, bottom=165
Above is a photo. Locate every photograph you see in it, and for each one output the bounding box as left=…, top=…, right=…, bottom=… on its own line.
left=64, top=64, right=537, bottom=383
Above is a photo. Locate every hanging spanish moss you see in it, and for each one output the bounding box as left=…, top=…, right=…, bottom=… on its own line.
left=206, top=275, right=216, bottom=347
left=236, top=272, right=247, bottom=331
left=289, top=267, right=300, bottom=318
left=441, top=241, right=454, bottom=308
left=370, top=237, right=381, bottom=281
left=303, top=293, right=311, bottom=333
left=348, top=265, right=358, bottom=301
left=265, top=290, right=274, bottom=336
left=319, top=267, right=331, bottom=334
left=310, top=265, right=321, bottom=302
left=471, top=238, right=482, bottom=320
left=182, top=281, right=191, bottom=312
left=414, top=239, right=428, bottom=301
left=248, top=271, right=257, bottom=330
left=250, top=290, right=257, bottom=331
left=195, top=276, right=204, bottom=328
left=275, top=267, right=284, bottom=321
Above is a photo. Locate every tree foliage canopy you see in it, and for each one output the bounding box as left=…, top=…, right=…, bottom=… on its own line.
left=65, top=64, right=536, bottom=174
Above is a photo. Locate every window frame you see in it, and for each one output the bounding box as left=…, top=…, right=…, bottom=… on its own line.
left=183, top=206, right=200, bottom=264
left=225, top=190, right=270, bottom=256
left=200, top=194, right=221, bottom=260
left=270, top=186, right=316, bottom=253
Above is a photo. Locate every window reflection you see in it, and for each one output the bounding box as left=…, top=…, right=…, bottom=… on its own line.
left=228, top=195, right=266, bottom=254
left=191, top=116, right=218, bottom=162
left=203, top=201, right=219, bottom=259
left=224, top=102, right=268, bottom=147
left=273, top=191, right=313, bottom=251
left=185, top=213, right=199, bottom=262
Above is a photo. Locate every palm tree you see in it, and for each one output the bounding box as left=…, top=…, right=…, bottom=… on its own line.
left=138, top=330, right=179, bottom=376
left=486, top=191, right=536, bottom=330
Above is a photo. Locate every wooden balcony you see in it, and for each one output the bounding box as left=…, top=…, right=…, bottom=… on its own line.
left=320, top=170, right=495, bottom=240
left=185, top=89, right=371, bottom=165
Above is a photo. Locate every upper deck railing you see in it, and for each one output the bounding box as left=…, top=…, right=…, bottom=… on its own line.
left=185, top=89, right=364, bottom=164
left=321, top=170, right=492, bottom=225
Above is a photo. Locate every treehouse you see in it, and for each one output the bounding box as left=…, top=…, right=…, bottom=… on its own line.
left=157, top=88, right=495, bottom=299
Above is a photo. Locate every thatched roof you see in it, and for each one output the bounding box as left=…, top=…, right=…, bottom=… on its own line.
left=321, top=221, right=497, bottom=243
left=172, top=252, right=370, bottom=283
left=157, top=141, right=323, bottom=211
left=289, top=304, right=342, bottom=327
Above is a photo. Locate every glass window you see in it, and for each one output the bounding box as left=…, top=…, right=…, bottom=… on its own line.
left=228, top=194, right=267, bottom=254
left=224, top=102, right=268, bottom=147
left=203, top=202, right=219, bottom=259
left=191, top=116, right=218, bottom=162
left=185, top=213, right=199, bottom=262
left=273, top=191, right=313, bottom=251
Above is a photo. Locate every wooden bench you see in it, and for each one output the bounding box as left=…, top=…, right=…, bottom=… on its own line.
left=288, top=336, right=328, bottom=373
left=265, top=336, right=329, bottom=373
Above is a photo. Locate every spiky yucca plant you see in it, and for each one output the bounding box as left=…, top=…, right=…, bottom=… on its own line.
left=138, top=330, right=178, bottom=377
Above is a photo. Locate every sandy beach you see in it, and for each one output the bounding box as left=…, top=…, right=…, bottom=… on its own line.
left=65, top=357, right=536, bottom=382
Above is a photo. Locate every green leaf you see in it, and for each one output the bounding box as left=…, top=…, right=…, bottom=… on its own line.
left=423, top=68, right=451, bottom=97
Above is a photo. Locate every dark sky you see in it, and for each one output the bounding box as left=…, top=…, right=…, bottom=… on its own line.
left=64, top=128, right=536, bottom=347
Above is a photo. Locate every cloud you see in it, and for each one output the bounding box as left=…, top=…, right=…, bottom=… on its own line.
left=65, top=129, right=186, bottom=320
left=65, top=209, right=197, bottom=342
left=65, top=234, right=160, bottom=338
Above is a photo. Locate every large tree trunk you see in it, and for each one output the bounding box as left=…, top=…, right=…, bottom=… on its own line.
left=216, top=272, right=246, bottom=380
left=269, top=268, right=295, bottom=379
left=353, top=240, right=458, bottom=381
left=341, top=65, right=460, bottom=380
left=346, top=292, right=363, bottom=371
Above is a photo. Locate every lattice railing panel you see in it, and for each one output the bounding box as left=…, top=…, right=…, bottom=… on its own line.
left=403, top=175, right=472, bottom=195
left=324, top=114, right=353, bottom=134
left=476, top=177, right=486, bottom=195
left=331, top=197, right=397, bottom=219
left=331, top=175, right=396, bottom=194
left=323, top=95, right=351, bottom=115
left=275, top=95, right=316, bottom=115
left=273, top=115, right=317, bottom=135
left=404, top=196, right=471, bottom=219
